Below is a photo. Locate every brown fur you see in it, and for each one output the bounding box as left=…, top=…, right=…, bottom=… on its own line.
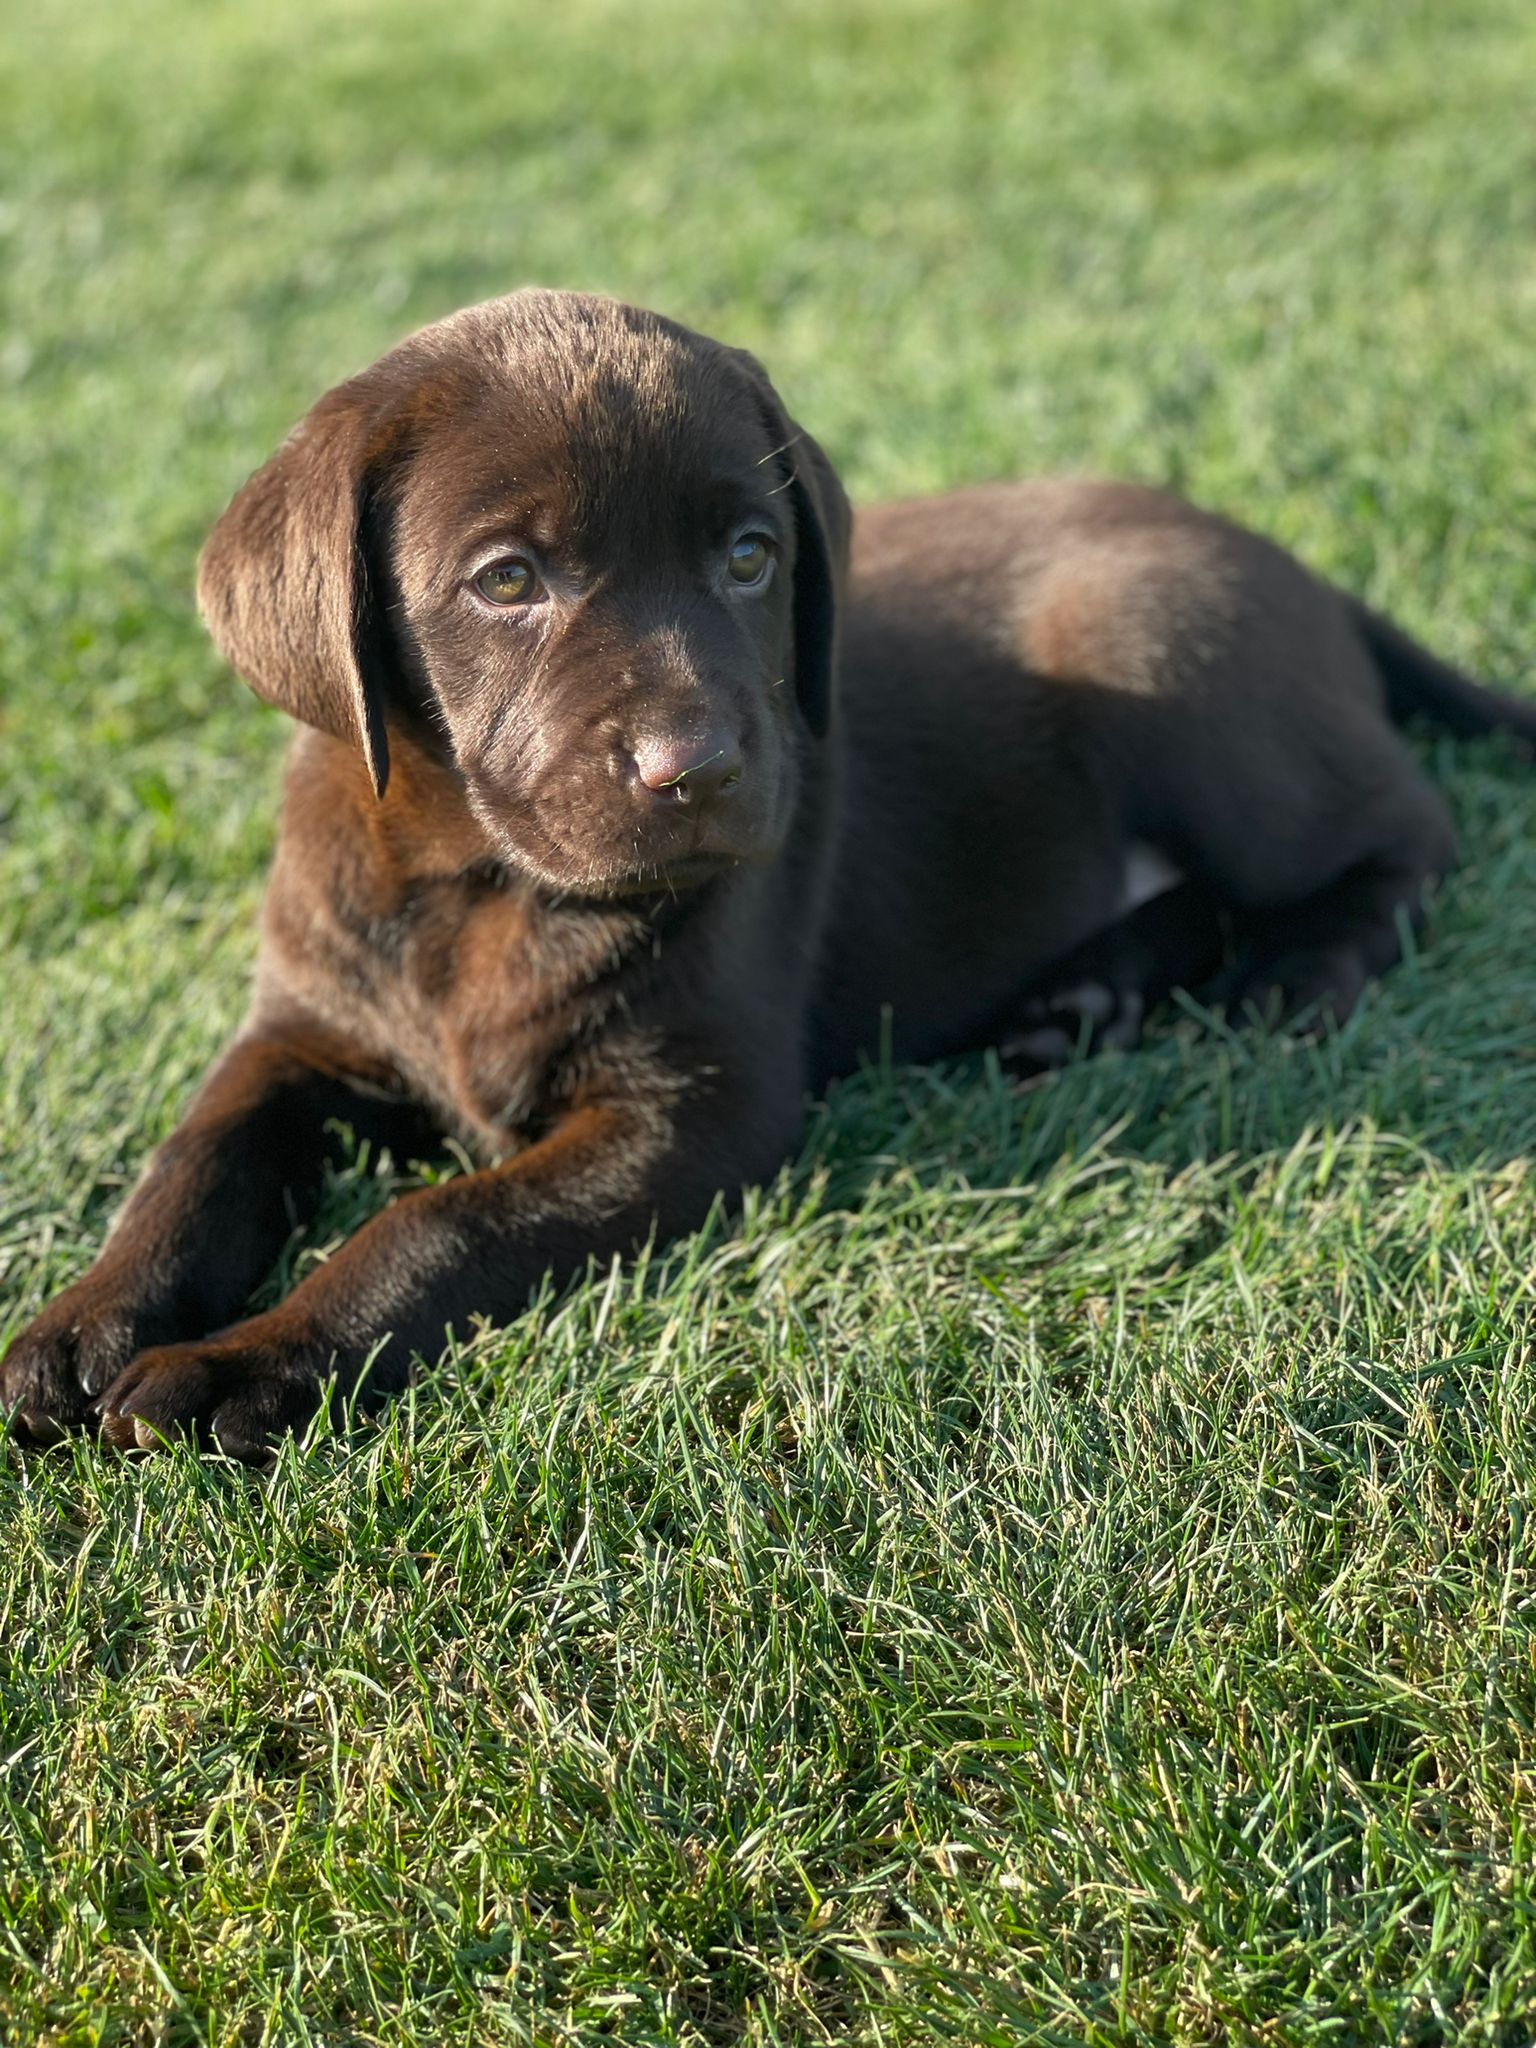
left=6, top=289, right=1530, bottom=1459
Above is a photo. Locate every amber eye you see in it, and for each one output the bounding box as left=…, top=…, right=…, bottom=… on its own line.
left=727, top=534, right=772, bottom=587
left=474, top=557, right=538, bottom=606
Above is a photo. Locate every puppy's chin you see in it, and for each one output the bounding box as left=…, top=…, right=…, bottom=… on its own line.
left=505, top=844, right=748, bottom=902
left=471, top=808, right=772, bottom=900
left=596, top=850, right=748, bottom=899
left=466, top=778, right=787, bottom=900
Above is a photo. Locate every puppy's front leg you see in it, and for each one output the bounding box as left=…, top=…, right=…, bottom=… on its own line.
left=2, top=1027, right=433, bottom=1442
left=96, top=1086, right=781, bottom=1462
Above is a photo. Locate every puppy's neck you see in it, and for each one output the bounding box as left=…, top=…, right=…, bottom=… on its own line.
left=347, top=727, right=503, bottom=884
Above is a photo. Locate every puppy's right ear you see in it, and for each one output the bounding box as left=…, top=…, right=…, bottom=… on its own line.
left=197, top=376, right=399, bottom=798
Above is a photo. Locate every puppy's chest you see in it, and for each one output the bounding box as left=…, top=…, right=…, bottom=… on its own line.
left=351, top=873, right=642, bottom=1145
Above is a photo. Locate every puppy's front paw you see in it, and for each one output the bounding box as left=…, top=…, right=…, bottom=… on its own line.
left=96, top=1324, right=340, bottom=1465
left=2, top=1287, right=165, bottom=1444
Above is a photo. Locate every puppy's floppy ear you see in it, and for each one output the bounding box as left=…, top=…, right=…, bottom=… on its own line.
left=732, top=352, right=851, bottom=738
left=197, top=374, right=403, bottom=798
left=782, top=422, right=851, bottom=740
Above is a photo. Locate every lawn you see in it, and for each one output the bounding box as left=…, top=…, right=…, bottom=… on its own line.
left=4, top=0, right=1536, bottom=2039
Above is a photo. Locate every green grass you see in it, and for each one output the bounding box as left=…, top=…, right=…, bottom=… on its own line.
left=5, top=0, right=1536, bottom=2039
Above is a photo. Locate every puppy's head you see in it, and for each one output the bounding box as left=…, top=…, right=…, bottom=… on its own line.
left=198, top=290, right=849, bottom=896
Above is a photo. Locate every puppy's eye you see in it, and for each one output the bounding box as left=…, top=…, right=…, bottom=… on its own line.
left=726, top=534, right=773, bottom=588
left=474, top=557, right=539, bottom=606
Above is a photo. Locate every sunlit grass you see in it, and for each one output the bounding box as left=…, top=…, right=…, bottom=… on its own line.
left=5, top=0, right=1536, bottom=2039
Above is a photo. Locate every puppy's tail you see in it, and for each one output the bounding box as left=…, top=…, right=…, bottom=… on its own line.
left=1353, top=600, right=1536, bottom=744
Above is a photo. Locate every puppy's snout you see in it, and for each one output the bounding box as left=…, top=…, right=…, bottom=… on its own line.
left=630, top=733, right=745, bottom=808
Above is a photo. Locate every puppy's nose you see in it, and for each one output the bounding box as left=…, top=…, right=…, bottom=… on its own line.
left=631, top=734, right=744, bottom=806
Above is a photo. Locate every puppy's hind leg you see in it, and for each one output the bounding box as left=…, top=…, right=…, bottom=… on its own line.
left=1219, top=788, right=1457, bottom=1031
left=999, top=877, right=1230, bottom=1074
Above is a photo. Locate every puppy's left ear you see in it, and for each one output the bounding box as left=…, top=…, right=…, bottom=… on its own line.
left=733, top=352, right=851, bottom=738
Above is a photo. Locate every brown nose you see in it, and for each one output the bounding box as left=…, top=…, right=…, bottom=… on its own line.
left=631, top=734, right=744, bottom=807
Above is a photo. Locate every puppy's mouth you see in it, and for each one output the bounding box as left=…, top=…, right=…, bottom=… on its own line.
left=586, top=807, right=778, bottom=892
left=468, top=793, right=769, bottom=899
left=466, top=754, right=786, bottom=897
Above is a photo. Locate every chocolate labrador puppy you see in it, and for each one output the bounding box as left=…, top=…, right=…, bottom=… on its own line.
left=6, top=289, right=1532, bottom=1458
